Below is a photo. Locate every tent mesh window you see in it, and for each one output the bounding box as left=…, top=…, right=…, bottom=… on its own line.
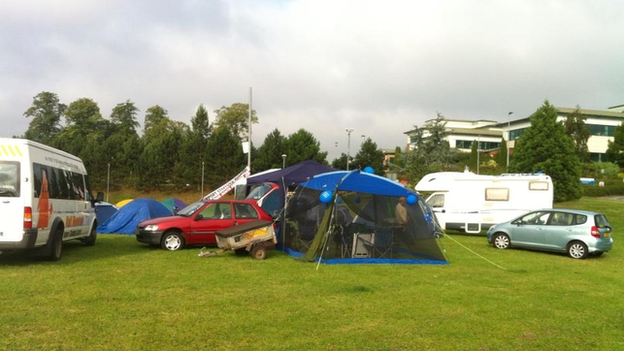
left=281, top=187, right=447, bottom=264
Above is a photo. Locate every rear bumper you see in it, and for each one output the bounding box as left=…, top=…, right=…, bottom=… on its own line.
left=0, top=229, right=39, bottom=250
left=135, top=229, right=163, bottom=245
left=589, top=238, right=613, bottom=253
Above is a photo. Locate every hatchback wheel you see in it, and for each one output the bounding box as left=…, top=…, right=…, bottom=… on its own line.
left=567, top=241, right=588, bottom=259
left=161, top=231, right=184, bottom=251
left=493, top=233, right=510, bottom=249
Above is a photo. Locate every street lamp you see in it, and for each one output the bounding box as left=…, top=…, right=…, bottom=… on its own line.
left=507, top=111, right=513, bottom=169
left=346, top=128, right=354, bottom=171
left=282, top=154, right=287, bottom=169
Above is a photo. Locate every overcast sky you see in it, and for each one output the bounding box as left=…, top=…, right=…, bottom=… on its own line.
left=1, top=0, right=623, bottom=160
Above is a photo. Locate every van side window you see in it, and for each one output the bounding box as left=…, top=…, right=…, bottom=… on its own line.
left=485, top=188, right=509, bottom=201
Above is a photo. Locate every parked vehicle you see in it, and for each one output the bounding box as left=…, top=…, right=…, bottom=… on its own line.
left=135, top=199, right=273, bottom=251
left=486, top=209, right=613, bottom=259
left=0, top=138, right=100, bottom=261
left=415, top=171, right=553, bottom=233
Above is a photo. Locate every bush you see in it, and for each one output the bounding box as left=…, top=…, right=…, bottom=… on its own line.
left=581, top=182, right=624, bottom=197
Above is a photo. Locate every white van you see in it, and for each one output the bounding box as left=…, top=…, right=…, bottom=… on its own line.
left=415, top=171, right=553, bottom=233
left=0, top=138, right=101, bottom=260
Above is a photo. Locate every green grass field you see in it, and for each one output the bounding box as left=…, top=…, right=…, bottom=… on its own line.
left=1, top=197, right=622, bottom=351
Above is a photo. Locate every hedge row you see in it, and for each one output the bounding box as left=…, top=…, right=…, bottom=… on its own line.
left=581, top=182, right=624, bottom=197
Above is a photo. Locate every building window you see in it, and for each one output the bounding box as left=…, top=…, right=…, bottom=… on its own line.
left=409, top=135, right=419, bottom=143
left=509, top=128, right=525, bottom=140
left=590, top=153, right=606, bottom=162
left=455, top=140, right=500, bottom=150
left=587, top=124, right=616, bottom=137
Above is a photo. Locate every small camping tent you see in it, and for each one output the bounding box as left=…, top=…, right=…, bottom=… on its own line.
left=94, top=202, right=118, bottom=224
left=97, top=198, right=172, bottom=234
left=115, top=199, right=134, bottom=208
left=161, top=198, right=186, bottom=214
left=281, top=170, right=447, bottom=264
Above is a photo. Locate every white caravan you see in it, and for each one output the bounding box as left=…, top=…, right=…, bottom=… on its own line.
left=0, top=138, right=100, bottom=260
left=415, top=171, right=553, bottom=233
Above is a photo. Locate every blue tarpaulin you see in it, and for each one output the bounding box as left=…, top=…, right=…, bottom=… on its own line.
left=302, top=170, right=415, bottom=197
left=97, top=198, right=172, bottom=234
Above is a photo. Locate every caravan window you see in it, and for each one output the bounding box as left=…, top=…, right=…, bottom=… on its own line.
left=485, top=188, right=509, bottom=201
left=0, top=161, right=20, bottom=197
left=529, top=181, right=549, bottom=191
left=427, top=194, right=445, bottom=208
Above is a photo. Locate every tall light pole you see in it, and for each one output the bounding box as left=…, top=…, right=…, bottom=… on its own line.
left=201, top=161, right=205, bottom=198
left=248, top=87, right=252, bottom=170
left=346, top=128, right=354, bottom=170
left=282, top=154, right=287, bottom=169
left=506, top=111, right=513, bottom=169
left=106, top=162, right=110, bottom=202
left=476, top=135, right=480, bottom=175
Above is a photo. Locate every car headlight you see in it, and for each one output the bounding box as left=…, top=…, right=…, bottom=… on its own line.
left=145, top=224, right=159, bottom=231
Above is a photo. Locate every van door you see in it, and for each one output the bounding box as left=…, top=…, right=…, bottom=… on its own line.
left=426, top=193, right=447, bottom=229
left=0, top=161, right=24, bottom=242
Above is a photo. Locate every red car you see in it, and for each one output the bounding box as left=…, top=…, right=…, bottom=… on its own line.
left=135, top=199, right=273, bottom=251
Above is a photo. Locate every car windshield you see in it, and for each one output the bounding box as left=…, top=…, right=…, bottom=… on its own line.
left=0, top=161, right=20, bottom=198
left=177, top=200, right=205, bottom=217
left=246, top=184, right=273, bottom=200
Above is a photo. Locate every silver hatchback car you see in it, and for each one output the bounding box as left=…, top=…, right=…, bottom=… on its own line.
left=487, top=209, right=613, bottom=259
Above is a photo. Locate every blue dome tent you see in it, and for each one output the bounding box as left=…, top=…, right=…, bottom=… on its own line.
left=97, top=198, right=172, bottom=235
left=281, top=170, right=447, bottom=265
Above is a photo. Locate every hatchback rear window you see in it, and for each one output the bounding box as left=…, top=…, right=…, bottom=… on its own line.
left=594, top=214, right=610, bottom=228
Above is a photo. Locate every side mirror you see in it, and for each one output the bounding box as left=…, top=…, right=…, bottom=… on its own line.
left=194, top=214, right=203, bottom=221
left=96, top=192, right=104, bottom=202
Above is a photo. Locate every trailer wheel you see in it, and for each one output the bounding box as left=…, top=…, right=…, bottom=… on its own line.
left=250, top=245, right=267, bottom=260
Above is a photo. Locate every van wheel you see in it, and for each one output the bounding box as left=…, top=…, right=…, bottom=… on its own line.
left=83, top=225, right=97, bottom=246
left=567, top=241, right=588, bottom=259
left=49, top=228, right=63, bottom=261
left=493, top=233, right=510, bottom=249
left=161, top=231, right=184, bottom=251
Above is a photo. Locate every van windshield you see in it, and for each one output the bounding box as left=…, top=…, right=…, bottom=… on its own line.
left=0, top=161, right=20, bottom=197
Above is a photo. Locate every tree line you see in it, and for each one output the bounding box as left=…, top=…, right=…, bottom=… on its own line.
left=19, top=91, right=389, bottom=191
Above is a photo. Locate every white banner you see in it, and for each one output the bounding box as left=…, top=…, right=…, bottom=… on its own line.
left=203, top=166, right=251, bottom=201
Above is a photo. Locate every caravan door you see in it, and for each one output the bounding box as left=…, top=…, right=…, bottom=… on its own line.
left=426, top=193, right=447, bottom=229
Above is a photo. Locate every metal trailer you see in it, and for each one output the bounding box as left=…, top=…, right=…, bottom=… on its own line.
left=198, top=220, right=276, bottom=260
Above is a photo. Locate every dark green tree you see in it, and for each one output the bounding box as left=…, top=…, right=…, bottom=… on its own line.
left=468, top=140, right=478, bottom=171
left=191, top=104, right=211, bottom=140
left=139, top=120, right=187, bottom=189
left=564, top=106, right=590, bottom=162
left=255, top=129, right=287, bottom=171
left=509, top=100, right=581, bottom=202
left=495, top=138, right=508, bottom=168
left=606, top=122, right=624, bottom=169
left=23, top=91, right=66, bottom=145
left=205, top=127, right=246, bottom=188
left=178, top=105, right=212, bottom=187
left=110, top=100, right=140, bottom=134
left=213, top=103, right=258, bottom=140
left=402, top=113, right=459, bottom=183
left=331, top=153, right=352, bottom=170
left=352, top=138, right=385, bottom=175
left=56, top=98, right=105, bottom=156
left=284, top=129, right=328, bottom=165
left=144, top=105, right=169, bottom=135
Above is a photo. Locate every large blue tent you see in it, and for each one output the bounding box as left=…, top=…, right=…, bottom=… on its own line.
left=97, top=198, right=172, bottom=235
left=281, top=170, right=447, bottom=265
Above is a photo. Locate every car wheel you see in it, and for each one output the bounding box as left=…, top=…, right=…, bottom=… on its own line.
left=250, top=245, right=267, bottom=260
left=567, top=241, right=588, bottom=259
left=493, top=233, right=510, bottom=249
left=161, top=231, right=184, bottom=251
left=48, top=228, right=63, bottom=261
left=83, top=225, right=97, bottom=246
